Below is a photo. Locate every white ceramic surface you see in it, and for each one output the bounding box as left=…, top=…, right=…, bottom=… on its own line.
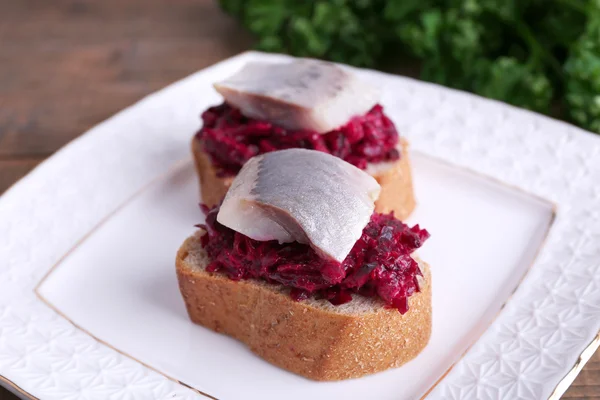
left=0, top=52, right=599, bottom=400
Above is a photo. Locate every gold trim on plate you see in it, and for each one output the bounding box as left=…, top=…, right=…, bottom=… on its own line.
left=0, top=375, right=40, bottom=400
left=548, top=333, right=600, bottom=399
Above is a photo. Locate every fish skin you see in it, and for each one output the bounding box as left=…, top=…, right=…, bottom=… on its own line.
left=213, top=59, right=380, bottom=133
left=217, top=149, right=381, bottom=263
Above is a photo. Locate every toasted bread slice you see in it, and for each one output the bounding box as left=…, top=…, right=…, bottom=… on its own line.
left=192, top=138, right=416, bottom=220
left=176, top=231, right=432, bottom=381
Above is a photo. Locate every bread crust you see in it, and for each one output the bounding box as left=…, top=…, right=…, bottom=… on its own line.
left=192, top=138, right=416, bottom=220
left=191, top=138, right=235, bottom=209
left=176, top=232, right=432, bottom=381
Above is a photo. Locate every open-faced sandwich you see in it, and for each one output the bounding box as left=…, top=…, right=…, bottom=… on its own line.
left=192, top=58, right=415, bottom=220
left=176, top=149, right=431, bottom=381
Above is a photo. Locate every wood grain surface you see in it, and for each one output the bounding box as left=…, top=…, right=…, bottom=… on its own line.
left=0, top=1, right=597, bottom=399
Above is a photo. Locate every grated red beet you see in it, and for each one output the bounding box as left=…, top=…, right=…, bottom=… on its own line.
left=197, top=204, right=429, bottom=314
left=196, top=103, right=400, bottom=177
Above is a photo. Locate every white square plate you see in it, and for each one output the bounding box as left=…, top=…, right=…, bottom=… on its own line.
left=1, top=52, right=599, bottom=400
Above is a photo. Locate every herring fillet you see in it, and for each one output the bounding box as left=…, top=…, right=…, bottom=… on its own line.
left=217, top=149, right=381, bottom=263
left=213, top=59, right=380, bottom=134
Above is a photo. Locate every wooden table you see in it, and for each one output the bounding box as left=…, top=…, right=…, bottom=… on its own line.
left=0, top=1, right=597, bottom=399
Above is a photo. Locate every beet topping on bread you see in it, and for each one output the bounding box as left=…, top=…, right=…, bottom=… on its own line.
left=177, top=149, right=432, bottom=380
left=192, top=58, right=416, bottom=219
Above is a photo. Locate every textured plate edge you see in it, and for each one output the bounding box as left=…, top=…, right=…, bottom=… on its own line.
left=35, top=290, right=216, bottom=400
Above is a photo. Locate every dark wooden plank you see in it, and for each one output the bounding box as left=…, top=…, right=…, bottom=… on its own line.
left=0, top=0, right=252, bottom=156
left=0, top=390, right=20, bottom=400
left=0, top=157, right=42, bottom=194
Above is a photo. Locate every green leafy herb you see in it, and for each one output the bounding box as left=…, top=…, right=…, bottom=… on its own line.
left=564, top=3, right=600, bottom=132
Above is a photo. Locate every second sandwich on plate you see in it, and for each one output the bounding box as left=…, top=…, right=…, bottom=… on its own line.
left=192, top=57, right=415, bottom=220
left=176, top=148, right=432, bottom=381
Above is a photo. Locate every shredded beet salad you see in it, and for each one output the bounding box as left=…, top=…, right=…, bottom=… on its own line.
left=198, top=204, right=429, bottom=314
left=196, top=103, right=400, bottom=177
